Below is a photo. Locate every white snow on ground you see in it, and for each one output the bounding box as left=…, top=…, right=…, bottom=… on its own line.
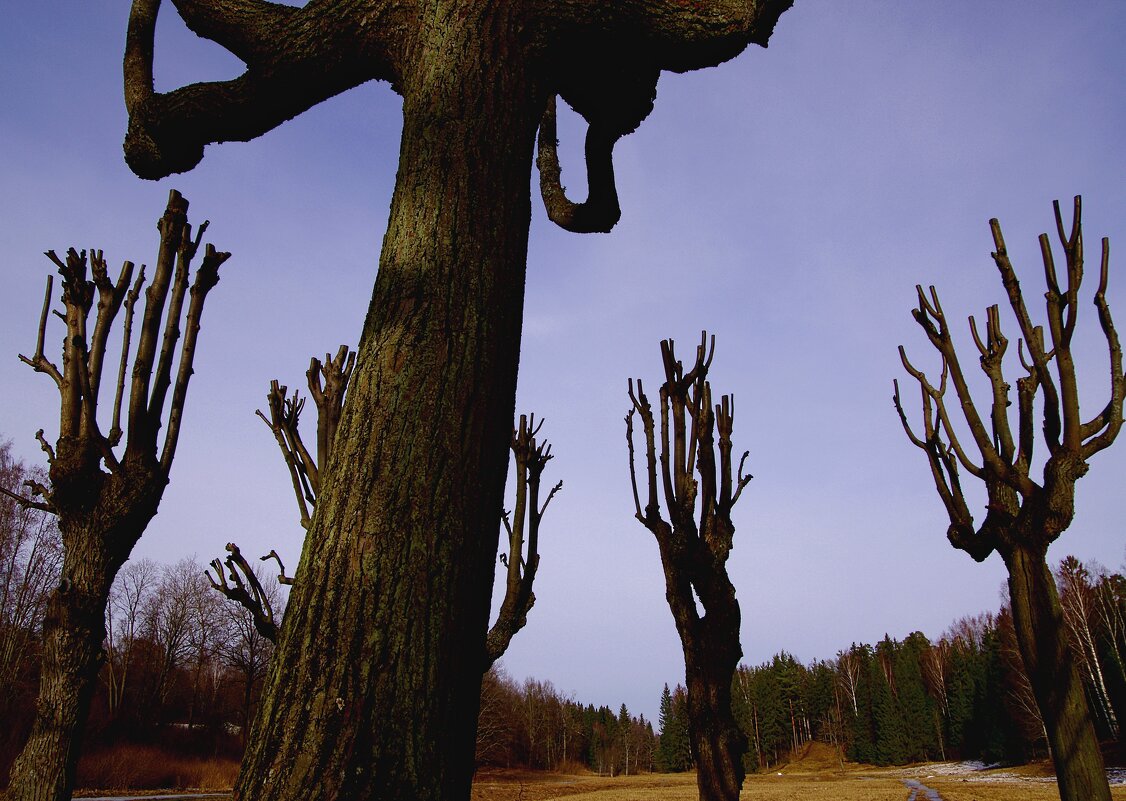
left=891, top=761, right=1126, bottom=786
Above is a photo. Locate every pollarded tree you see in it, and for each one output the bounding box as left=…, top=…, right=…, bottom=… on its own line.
left=894, top=197, right=1121, bottom=801
left=5, top=190, right=229, bottom=801
left=121, top=2, right=793, bottom=798
left=626, top=333, right=752, bottom=801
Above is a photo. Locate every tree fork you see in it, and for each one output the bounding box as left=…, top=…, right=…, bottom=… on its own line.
left=8, top=192, right=228, bottom=801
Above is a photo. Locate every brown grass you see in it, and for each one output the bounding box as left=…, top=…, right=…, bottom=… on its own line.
left=75, top=743, right=239, bottom=792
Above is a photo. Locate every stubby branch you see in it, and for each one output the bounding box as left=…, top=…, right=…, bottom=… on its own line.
left=207, top=542, right=281, bottom=642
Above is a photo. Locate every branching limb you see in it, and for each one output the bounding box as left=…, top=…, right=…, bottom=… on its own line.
left=206, top=543, right=278, bottom=642
left=124, top=0, right=402, bottom=179
left=257, top=381, right=315, bottom=529
left=18, top=275, right=63, bottom=389
left=485, top=413, right=561, bottom=669
left=892, top=377, right=993, bottom=560
left=991, top=219, right=1063, bottom=454
left=0, top=484, right=56, bottom=515
left=307, top=345, right=355, bottom=484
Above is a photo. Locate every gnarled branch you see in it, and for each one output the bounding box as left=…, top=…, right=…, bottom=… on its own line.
left=124, top=0, right=402, bottom=179
left=206, top=543, right=279, bottom=643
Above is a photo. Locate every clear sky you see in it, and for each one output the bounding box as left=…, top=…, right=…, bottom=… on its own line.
left=2, top=2, right=1124, bottom=724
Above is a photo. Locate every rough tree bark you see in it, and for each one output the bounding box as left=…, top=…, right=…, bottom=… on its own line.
left=894, top=197, right=1120, bottom=801
left=5, top=191, right=229, bottom=801
left=626, top=333, right=753, bottom=801
left=122, top=2, right=793, bottom=799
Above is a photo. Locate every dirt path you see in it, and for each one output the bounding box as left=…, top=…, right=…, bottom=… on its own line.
left=904, top=779, right=945, bottom=800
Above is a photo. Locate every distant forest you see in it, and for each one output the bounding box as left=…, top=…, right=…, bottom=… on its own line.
left=2, top=440, right=1123, bottom=784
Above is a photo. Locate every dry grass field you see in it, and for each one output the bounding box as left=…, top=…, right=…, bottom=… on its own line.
left=470, top=743, right=1126, bottom=801
left=60, top=742, right=1126, bottom=800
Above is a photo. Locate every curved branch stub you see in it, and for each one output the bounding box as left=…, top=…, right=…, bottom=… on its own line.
left=536, top=96, right=622, bottom=233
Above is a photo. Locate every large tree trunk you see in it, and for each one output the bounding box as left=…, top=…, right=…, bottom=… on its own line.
left=7, top=442, right=164, bottom=801
left=681, top=592, right=746, bottom=801
left=233, top=14, right=540, bottom=801
left=7, top=552, right=107, bottom=801
left=7, top=526, right=130, bottom=801
left=1006, top=544, right=1111, bottom=801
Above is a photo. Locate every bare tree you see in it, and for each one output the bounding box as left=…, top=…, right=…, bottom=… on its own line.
left=0, top=442, right=62, bottom=764
left=0, top=445, right=62, bottom=703
left=122, top=2, right=793, bottom=797
left=486, top=413, right=562, bottom=669
left=103, top=558, right=159, bottom=720
left=1057, top=556, right=1119, bottom=739
left=216, top=563, right=280, bottom=745
left=894, top=197, right=1120, bottom=801
left=5, top=190, right=229, bottom=801
left=626, top=332, right=752, bottom=801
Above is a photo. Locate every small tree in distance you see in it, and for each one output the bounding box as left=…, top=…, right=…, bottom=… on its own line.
left=627, top=332, right=752, bottom=801
left=5, top=190, right=229, bottom=801
left=894, top=197, right=1120, bottom=801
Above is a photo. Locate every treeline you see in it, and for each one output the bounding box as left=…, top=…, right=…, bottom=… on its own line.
left=657, top=556, right=1126, bottom=771
left=1, top=441, right=278, bottom=780
left=476, top=667, right=657, bottom=775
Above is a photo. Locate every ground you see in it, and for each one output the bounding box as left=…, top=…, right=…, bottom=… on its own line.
left=64, top=742, right=1126, bottom=800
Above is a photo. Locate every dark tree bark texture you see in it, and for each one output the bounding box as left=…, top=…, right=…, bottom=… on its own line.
left=123, top=3, right=793, bottom=800
left=627, top=334, right=753, bottom=801
left=895, top=197, right=1121, bottom=801
left=6, top=192, right=228, bottom=801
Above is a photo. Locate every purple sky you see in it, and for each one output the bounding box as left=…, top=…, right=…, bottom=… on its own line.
left=2, top=2, right=1125, bottom=723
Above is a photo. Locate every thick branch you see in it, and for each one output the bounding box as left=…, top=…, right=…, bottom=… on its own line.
left=1082, top=237, right=1124, bottom=456
left=536, top=96, right=622, bottom=233
left=160, top=242, right=230, bottom=472
left=123, top=0, right=402, bottom=179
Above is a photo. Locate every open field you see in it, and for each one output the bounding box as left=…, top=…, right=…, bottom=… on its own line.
left=64, top=743, right=1126, bottom=801
left=470, top=766, right=1126, bottom=801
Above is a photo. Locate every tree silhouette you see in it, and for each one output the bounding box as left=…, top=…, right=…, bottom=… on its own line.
left=122, top=2, right=793, bottom=798
left=5, top=191, right=229, bottom=801
left=894, top=197, right=1120, bottom=801
left=626, top=333, right=752, bottom=801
